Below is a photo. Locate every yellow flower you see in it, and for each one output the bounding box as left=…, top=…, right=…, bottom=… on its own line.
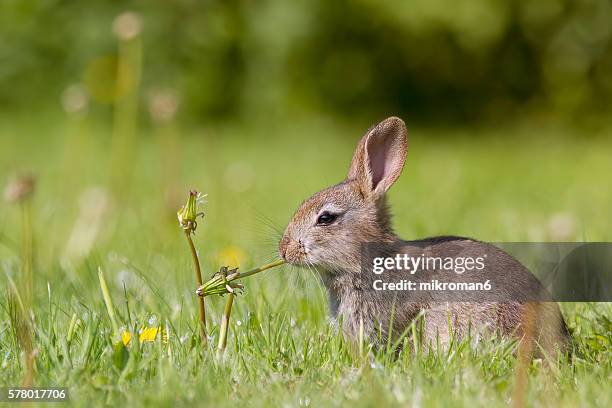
left=121, top=326, right=167, bottom=346
left=139, top=326, right=160, bottom=342
left=121, top=331, right=132, bottom=346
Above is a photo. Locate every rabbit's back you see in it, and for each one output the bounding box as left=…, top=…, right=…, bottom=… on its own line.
left=346, top=236, right=570, bottom=351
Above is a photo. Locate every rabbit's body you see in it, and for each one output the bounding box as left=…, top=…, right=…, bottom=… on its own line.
left=323, top=235, right=568, bottom=350
left=280, top=117, right=569, bottom=352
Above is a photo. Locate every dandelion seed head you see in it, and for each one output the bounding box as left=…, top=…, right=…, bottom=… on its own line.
left=61, top=84, right=89, bottom=116
left=3, top=174, right=36, bottom=204
left=113, top=11, right=142, bottom=40
left=148, top=88, right=179, bottom=124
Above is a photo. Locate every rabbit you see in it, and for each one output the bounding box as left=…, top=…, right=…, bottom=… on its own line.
left=279, top=116, right=570, bottom=353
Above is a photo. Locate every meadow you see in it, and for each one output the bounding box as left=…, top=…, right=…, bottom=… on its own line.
left=0, top=112, right=611, bottom=407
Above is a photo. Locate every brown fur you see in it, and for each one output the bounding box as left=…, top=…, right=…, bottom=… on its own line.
left=279, top=117, right=569, bottom=354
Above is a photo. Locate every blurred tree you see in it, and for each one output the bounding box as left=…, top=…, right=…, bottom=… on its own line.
left=0, top=0, right=610, bottom=125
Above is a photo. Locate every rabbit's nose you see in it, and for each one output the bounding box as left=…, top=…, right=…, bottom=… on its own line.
left=279, top=235, right=290, bottom=260
left=280, top=235, right=304, bottom=263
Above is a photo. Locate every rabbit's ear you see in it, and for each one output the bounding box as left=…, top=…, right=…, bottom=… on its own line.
left=348, top=117, right=407, bottom=198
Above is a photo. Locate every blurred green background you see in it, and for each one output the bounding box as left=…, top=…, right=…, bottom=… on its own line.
left=1, top=2, right=611, bottom=406
left=0, top=0, right=611, bottom=294
left=2, top=0, right=612, bottom=124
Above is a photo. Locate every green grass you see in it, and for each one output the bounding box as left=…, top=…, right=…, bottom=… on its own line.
left=0, top=113, right=611, bottom=407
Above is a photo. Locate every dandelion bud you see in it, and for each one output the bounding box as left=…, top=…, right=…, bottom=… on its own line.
left=113, top=11, right=142, bottom=41
left=177, top=190, right=205, bottom=233
left=4, top=174, right=36, bottom=204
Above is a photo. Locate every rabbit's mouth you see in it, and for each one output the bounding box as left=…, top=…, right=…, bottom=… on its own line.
left=279, top=235, right=310, bottom=265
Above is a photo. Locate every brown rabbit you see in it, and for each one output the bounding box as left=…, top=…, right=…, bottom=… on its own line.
left=279, top=117, right=569, bottom=353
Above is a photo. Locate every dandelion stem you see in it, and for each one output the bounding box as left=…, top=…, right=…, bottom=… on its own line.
left=19, top=195, right=34, bottom=387
left=19, top=201, right=34, bottom=363
left=20, top=201, right=34, bottom=307
left=6, top=274, right=34, bottom=387
left=235, top=259, right=286, bottom=279
left=217, top=292, right=234, bottom=358
left=4, top=175, right=36, bottom=386
left=197, top=259, right=285, bottom=297
left=185, top=231, right=207, bottom=345
left=110, top=12, right=142, bottom=198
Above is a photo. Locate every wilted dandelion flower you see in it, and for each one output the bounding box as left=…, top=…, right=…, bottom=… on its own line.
left=177, top=190, right=206, bottom=233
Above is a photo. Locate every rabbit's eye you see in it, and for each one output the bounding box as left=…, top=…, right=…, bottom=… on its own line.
left=316, top=211, right=337, bottom=225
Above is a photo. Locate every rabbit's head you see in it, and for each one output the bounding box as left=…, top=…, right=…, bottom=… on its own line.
left=279, top=117, right=408, bottom=273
